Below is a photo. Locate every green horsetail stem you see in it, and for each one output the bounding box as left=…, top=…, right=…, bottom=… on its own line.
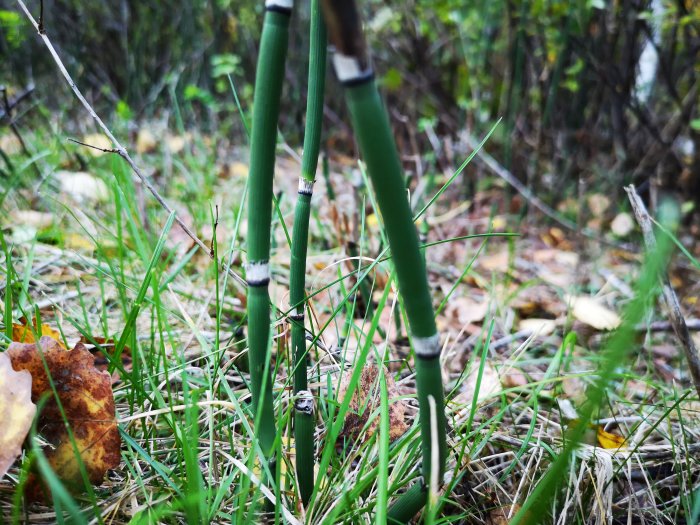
left=320, top=1, right=447, bottom=522
left=246, top=0, right=293, bottom=470
left=290, top=0, right=327, bottom=505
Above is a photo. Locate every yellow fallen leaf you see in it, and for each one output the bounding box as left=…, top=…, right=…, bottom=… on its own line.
left=228, top=161, right=249, bottom=179
left=64, top=232, right=94, bottom=251
left=491, top=215, right=507, bottom=230
left=136, top=128, right=157, bottom=154
left=0, top=352, right=36, bottom=477
left=0, top=134, right=22, bottom=154
left=597, top=426, right=626, bottom=449
left=165, top=133, right=189, bottom=154
left=569, top=295, right=621, bottom=330
left=12, top=319, right=66, bottom=349
left=518, top=318, right=556, bottom=336
left=366, top=213, right=380, bottom=230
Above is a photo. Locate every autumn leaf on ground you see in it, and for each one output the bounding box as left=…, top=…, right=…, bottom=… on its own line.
left=7, top=337, right=120, bottom=498
left=453, top=360, right=502, bottom=408
left=12, top=318, right=66, bottom=349
left=0, top=352, right=36, bottom=478
left=56, top=170, right=110, bottom=203
left=78, top=335, right=133, bottom=383
left=569, top=295, right=621, bottom=330
left=597, top=426, right=626, bottom=449
left=337, top=364, right=407, bottom=446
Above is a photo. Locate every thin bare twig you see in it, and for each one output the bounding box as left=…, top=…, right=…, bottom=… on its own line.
left=0, top=84, right=42, bottom=179
left=643, top=319, right=700, bottom=332
left=17, top=0, right=246, bottom=287
left=0, top=83, right=35, bottom=121
left=625, top=185, right=700, bottom=398
left=67, top=137, right=118, bottom=154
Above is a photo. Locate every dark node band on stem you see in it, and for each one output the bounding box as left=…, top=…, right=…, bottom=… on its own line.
left=246, top=261, right=270, bottom=287
left=265, top=0, right=293, bottom=16
left=289, top=312, right=305, bottom=322
left=413, top=334, right=441, bottom=359
left=294, top=390, right=315, bottom=415
left=298, top=177, right=315, bottom=195
left=331, top=53, right=374, bottom=87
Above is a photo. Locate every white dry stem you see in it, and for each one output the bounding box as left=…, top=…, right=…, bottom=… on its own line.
left=428, top=394, right=440, bottom=508
left=16, top=0, right=246, bottom=287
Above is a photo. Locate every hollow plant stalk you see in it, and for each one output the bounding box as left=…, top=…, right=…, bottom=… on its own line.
left=246, top=0, right=293, bottom=472
left=319, top=1, right=447, bottom=522
left=290, top=0, right=327, bottom=505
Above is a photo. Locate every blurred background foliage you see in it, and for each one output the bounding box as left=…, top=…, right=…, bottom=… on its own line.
left=1, top=0, right=700, bottom=205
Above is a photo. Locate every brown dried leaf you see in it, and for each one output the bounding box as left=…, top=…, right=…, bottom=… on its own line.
left=479, top=251, right=510, bottom=273
left=337, top=364, right=407, bottom=446
left=78, top=336, right=133, bottom=383
left=454, top=360, right=501, bottom=406
left=487, top=503, right=521, bottom=524
left=446, top=297, right=488, bottom=327
left=7, top=337, right=120, bottom=498
left=0, top=352, right=36, bottom=477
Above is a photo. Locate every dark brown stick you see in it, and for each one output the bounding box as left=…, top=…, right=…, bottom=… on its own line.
left=625, top=185, right=700, bottom=398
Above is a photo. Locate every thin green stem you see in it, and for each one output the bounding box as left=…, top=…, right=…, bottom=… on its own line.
left=246, top=2, right=293, bottom=478
left=320, top=1, right=447, bottom=520
left=290, top=0, right=327, bottom=506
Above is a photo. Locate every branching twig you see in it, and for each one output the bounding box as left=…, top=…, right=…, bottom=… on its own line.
left=625, top=185, right=700, bottom=398
left=17, top=0, right=246, bottom=287
left=1, top=84, right=42, bottom=179
left=67, top=137, right=118, bottom=154
left=0, top=83, right=35, bottom=121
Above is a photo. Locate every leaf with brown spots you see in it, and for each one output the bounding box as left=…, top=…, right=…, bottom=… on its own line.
left=337, top=364, right=407, bottom=447
left=7, top=337, right=120, bottom=499
left=78, top=335, right=133, bottom=384
left=0, top=352, right=36, bottom=477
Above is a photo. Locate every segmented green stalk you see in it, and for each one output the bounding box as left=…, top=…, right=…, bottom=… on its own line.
left=246, top=0, right=293, bottom=469
left=290, top=0, right=327, bottom=505
left=320, top=1, right=447, bottom=522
